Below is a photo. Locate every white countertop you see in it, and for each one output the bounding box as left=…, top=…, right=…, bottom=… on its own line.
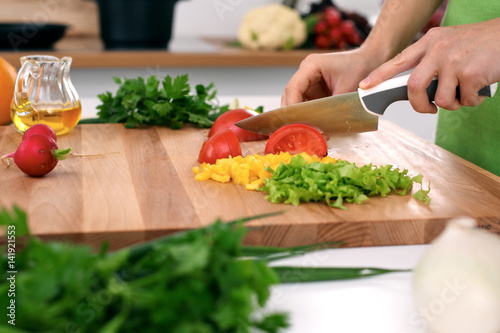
left=267, top=245, right=430, bottom=333
left=80, top=96, right=432, bottom=333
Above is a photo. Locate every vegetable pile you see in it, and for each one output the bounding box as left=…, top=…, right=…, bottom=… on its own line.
left=194, top=152, right=336, bottom=190
left=0, top=206, right=408, bottom=332
left=260, top=155, right=430, bottom=209
left=234, top=1, right=372, bottom=51
left=195, top=113, right=430, bottom=208
left=81, top=75, right=229, bottom=129
left=194, top=153, right=430, bottom=209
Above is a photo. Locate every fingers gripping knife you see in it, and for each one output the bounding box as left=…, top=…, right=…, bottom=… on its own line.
left=235, top=73, right=498, bottom=135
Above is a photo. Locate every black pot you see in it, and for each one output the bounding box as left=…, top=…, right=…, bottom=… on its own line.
left=96, top=0, right=179, bottom=50
left=0, top=23, right=67, bottom=50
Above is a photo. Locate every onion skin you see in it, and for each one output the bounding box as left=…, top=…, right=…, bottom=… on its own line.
left=412, top=217, right=500, bottom=333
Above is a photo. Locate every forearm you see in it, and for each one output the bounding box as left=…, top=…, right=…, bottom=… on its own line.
left=361, top=0, right=444, bottom=65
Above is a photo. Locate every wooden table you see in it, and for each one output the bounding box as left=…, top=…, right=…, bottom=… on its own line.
left=1, top=122, right=499, bottom=250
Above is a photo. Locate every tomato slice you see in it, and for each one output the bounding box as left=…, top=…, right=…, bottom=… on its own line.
left=198, top=128, right=242, bottom=164
left=264, top=123, right=328, bottom=156
left=209, top=109, right=268, bottom=142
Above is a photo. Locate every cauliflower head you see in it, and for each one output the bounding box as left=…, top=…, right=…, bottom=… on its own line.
left=238, top=4, right=307, bottom=51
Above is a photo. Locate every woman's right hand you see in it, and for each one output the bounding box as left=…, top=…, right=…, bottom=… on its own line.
left=359, top=19, right=500, bottom=113
left=281, top=48, right=381, bottom=107
left=281, top=0, right=443, bottom=108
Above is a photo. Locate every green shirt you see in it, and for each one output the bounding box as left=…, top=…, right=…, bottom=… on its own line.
left=436, top=0, right=500, bottom=175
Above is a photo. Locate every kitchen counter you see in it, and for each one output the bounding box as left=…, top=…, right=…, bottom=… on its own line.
left=1, top=96, right=499, bottom=333
left=0, top=37, right=325, bottom=68
left=267, top=244, right=429, bottom=333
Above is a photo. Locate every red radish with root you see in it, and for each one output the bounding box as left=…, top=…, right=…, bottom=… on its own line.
left=1, top=134, right=71, bottom=177
left=2, top=124, right=113, bottom=177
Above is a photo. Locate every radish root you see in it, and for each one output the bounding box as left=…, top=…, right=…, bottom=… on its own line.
left=1, top=153, right=15, bottom=167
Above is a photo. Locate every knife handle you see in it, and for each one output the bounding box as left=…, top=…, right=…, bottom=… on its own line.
left=358, top=73, right=498, bottom=116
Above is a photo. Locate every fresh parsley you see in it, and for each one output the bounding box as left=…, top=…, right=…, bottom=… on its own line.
left=0, top=205, right=410, bottom=332
left=0, top=207, right=287, bottom=333
left=82, top=75, right=229, bottom=129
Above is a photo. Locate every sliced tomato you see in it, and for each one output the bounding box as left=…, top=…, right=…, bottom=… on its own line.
left=198, top=128, right=242, bottom=164
left=209, top=109, right=268, bottom=142
left=264, top=123, right=328, bottom=156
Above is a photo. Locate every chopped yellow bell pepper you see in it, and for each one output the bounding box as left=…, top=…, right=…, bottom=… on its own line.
left=193, top=152, right=337, bottom=190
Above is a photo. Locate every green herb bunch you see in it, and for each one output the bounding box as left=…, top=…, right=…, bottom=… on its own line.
left=260, top=155, right=431, bottom=209
left=0, top=208, right=286, bottom=333
left=0, top=206, right=409, bottom=332
left=86, top=75, right=229, bottom=129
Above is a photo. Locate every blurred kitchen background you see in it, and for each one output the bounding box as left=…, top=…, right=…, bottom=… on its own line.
left=0, top=0, right=441, bottom=142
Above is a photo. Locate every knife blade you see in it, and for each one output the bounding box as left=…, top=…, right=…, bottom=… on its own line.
left=235, top=73, right=498, bottom=135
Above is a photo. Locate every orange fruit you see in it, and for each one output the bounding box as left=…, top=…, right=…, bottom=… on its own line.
left=0, top=57, right=18, bottom=125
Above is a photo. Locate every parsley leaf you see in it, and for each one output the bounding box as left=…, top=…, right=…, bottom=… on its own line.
left=86, top=75, right=229, bottom=129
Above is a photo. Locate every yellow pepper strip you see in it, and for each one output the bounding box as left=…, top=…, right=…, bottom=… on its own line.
left=193, top=152, right=337, bottom=190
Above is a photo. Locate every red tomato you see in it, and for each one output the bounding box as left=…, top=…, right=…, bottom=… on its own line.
left=198, top=128, right=242, bottom=164
left=209, top=109, right=268, bottom=142
left=265, top=123, right=328, bottom=156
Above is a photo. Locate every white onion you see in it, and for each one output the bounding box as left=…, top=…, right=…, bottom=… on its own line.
left=412, top=217, right=500, bottom=333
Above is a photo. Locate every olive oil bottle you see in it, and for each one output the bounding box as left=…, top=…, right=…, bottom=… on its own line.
left=11, top=55, right=81, bottom=135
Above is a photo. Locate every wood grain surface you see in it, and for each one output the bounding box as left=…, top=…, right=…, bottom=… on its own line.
left=1, top=122, right=500, bottom=250
left=0, top=37, right=325, bottom=69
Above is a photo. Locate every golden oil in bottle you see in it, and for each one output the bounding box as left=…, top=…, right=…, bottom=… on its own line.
left=11, top=97, right=81, bottom=136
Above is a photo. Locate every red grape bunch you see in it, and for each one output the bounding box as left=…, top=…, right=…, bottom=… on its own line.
left=313, top=7, right=363, bottom=50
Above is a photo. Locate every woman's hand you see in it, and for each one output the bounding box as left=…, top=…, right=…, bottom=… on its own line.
left=281, top=48, right=381, bottom=107
left=281, top=0, right=444, bottom=108
left=360, top=18, right=500, bottom=113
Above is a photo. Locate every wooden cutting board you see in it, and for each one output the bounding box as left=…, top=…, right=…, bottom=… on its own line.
left=1, top=122, right=500, bottom=250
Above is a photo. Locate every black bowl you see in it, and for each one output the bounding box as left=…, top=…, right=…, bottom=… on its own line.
left=95, top=0, right=179, bottom=50
left=0, top=23, right=68, bottom=50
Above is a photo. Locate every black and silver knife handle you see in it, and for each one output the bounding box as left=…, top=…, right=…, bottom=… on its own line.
left=358, top=73, right=498, bottom=116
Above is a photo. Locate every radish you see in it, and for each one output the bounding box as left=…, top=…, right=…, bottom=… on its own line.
left=22, top=124, right=58, bottom=143
left=3, top=124, right=116, bottom=176
left=1, top=134, right=71, bottom=177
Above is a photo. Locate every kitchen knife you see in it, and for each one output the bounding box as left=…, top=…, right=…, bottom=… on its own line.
left=235, top=73, right=498, bottom=135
